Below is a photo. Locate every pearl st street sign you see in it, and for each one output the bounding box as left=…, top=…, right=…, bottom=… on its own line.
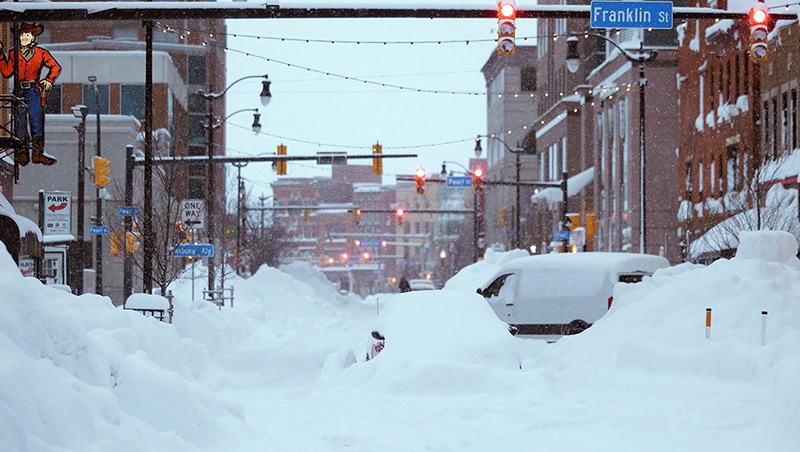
left=590, top=1, right=673, bottom=29
left=445, top=176, right=474, bottom=188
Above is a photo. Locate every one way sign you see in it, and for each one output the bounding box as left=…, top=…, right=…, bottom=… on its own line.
left=180, top=199, right=205, bottom=229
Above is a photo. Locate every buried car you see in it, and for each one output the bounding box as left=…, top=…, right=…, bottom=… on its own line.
left=477, top=252, right=669, bottom=336
left=360, top=289, right=520, bottom=368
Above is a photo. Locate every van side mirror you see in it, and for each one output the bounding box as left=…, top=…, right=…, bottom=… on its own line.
left=476, top=288, right=483, bottom=296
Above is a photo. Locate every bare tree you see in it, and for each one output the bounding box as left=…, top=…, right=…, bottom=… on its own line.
left=695, top=151, right=800, bottom=256
left=109, top=129, right=187, bottom=295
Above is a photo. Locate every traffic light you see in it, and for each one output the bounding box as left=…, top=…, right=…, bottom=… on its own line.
left=276, top=144, right=287, bottom=175
left=94, top=156, right=111, bottom=187
left=749, top=3, right=769, bottom=61
left=303, top=209, right=311, bottom=222
left=395, top=207, right=405, bottom=225
left=362, top=252, right=370, bottom=262
left=566, top=213, right=581, bottom=230
left=472, top=166, right=485, bottom=194
left=125, top=232, right=139, bottom=253
left=372, top=142, right=383, bottom=175
left=497, top=0, right=516, bottom=55
left=110, top=232, right=122, bottom=256
left=415, top=167, right=426, bottom=195
left=353, top=208, right=362, bottom=225
left=177, top=223, right=188, bottom=243
left=498, top=208, right=507, bottom=227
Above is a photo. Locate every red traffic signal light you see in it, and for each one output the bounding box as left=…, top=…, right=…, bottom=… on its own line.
left=749, top=5, right=768, bottom=25
left=497, top=0, right=516, bottom=55
left=353, top=208, right=362, bottom=225
left=415, top=166, right=426, bottom=195
left=472, top=167, right=485, bottom=194
left=395, top=207, right=405, bottom=225
left=749, top=4, right=770, bottom=61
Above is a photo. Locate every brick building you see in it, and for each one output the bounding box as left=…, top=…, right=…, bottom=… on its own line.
left=678, top=2, right=800, bottom=261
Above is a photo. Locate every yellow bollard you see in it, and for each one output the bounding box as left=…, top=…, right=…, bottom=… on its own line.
left=705, top=308, right=712, bottom=339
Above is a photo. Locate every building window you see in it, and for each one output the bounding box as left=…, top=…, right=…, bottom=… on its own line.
left=710, top=67, right=715, bottom=110
left=188, top=55, right=206, bottom=86
left=188, top=164, right=205, bottom=199
left=44, top=84, right=61, bottom=114
left=792, top=88, right=798, bottom=151
left=727, top=145, right=739, bottom=192
left=685, top=161, right=693, bottom=200
left=698, top=159, right=704, bottom=198
left=763, top=100, right=770, bottom=158
left=782, top=92, right=789, bottom=154
left=772, top=98, right=778, bottom=158
left=82, top=84, right=110, bottom=114
left=710, top=158, right=716, bottom=197
left=521, top=67, right=536, bottom=92
left=121, top=85, right=145, bottom=119
left=734, top=55, right=740, bottom=99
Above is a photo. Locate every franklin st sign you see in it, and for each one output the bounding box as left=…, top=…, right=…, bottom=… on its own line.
left=590, top=1, right=673, bottom=29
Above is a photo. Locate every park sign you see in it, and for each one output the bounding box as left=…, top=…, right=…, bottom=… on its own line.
left=43, top=191, right=71, bottom=235
left=590, top=1, right=673, bottom=30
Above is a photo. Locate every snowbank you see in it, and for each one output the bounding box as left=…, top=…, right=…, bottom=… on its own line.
left=444, top=248, right=530, bottom=290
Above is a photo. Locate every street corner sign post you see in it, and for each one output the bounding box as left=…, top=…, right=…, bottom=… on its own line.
left=590, top=1, right=673, bottom=29
left=43, top=191, right=71, bottom=235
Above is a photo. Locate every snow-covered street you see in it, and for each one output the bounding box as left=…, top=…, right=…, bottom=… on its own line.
left=1, top=231, right=799, bottom=451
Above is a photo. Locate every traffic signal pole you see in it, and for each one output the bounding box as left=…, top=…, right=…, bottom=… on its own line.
left=91, top=77, right=103, bottom=295
left=124, top=145, right=134, bottom=301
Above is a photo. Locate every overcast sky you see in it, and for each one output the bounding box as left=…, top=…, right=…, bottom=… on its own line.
left=222, top=1, right=538, bottom=202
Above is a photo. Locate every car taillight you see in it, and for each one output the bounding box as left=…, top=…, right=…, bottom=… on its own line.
left=607, top=296, right=613, bottom=310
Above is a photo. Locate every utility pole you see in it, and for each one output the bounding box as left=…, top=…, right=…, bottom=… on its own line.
left=89, top=75, right=103, bottom=295
left=123, top=145, right=134, bottom=300
left=233, top=162, right=247, bottom=276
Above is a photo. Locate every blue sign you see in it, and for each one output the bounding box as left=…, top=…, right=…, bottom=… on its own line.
left=360, top=240, right=382, bottom=248
left=446, top=176, right=473, bottom=188
left=117, top=206, right=140, bottom=217
left=556, top=230, right=571, bottom=240
left=89, top=225, right=109, bottom=235
left=173, top=244, right=214, bottom=257
left=590, top=1, right=673, bottom=29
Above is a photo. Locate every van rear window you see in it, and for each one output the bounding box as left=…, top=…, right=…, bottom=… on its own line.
left=618, top=274, right=646, bottom=284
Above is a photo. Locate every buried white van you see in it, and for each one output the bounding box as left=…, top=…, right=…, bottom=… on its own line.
left=476, top=252, right=669, bottom=335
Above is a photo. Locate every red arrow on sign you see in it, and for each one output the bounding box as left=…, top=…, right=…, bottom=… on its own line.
left=48, top=202, right=68, bottom=212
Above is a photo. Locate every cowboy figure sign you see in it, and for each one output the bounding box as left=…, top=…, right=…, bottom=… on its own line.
left=0, top=22, right=61, bottom=166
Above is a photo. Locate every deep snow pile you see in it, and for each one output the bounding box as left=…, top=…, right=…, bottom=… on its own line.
left=2, top=229, right=800, bottom=451
left=0, top=246, right=366, bottom=451
left=443, top=247, right=530, bottom=290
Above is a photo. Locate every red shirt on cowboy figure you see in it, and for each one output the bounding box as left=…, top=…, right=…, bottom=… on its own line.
left=0, top=22, right=62, bottom=166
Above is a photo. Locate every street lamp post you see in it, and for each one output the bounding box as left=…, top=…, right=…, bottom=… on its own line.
left=197, top=74, right=270, bottom=292
left=88, top=75, right=104, bottom=294
left=475, top=135, right=533, bottom=250
left=71, top=105, right=89, bottom=295
left=566, top=32, right=657, bottom=254
left=440, top=159, right=480, bottom=262
left=233, top=161, right=247, bottom=276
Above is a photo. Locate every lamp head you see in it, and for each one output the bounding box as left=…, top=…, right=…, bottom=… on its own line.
left=474, top=135, right=483, bottom=158
left=566, top=34, right=580, bottom=74
left=259, top=79, right=272, bottom=107
left=251, top=112, right=262, bottom=135
left=71, top=104, right=88, bottom=119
